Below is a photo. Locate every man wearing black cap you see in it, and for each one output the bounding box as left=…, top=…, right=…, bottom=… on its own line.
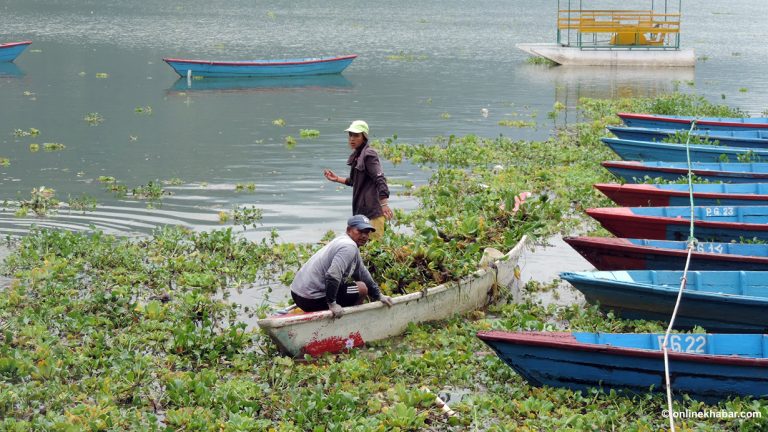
left=290, top=214, right=394, bottom=318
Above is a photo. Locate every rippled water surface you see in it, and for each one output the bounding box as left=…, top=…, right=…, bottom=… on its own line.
left=1, top=0, right=767, bottom=241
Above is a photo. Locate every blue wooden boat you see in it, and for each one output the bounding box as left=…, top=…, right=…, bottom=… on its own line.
left=586, top=205, right=768, bottom=242
left=595, top=183, right=768, bottom=207
left=564, top=237, right=768, bottom=271
left=163, top=54, right=357, bottom=78
left=0, top=41, right=32, bottom=62
left=560, top=270, right=768, bottom=332
left=608, top=125, right=768, bottom=148
left=477, top=331, right=768, bottom=401
left=602, top=137, right=768, bottom=162
left=602, top=160, right=768, bottom=183
left=619, top=112, right=768, bottom=131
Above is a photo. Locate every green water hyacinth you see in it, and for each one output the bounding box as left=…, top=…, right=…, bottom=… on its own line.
left=0, top=92, right=765, bottom=430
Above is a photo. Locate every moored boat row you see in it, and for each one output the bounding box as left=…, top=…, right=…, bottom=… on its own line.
left=479, top=111, right=768, bottom=402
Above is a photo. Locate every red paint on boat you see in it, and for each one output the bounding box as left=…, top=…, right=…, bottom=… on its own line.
left=162, top=54, right=357, bottom=67
left=595, top=183, right=768, bottom=207
left=564, top=236, right=768, bottom=270
left=586, top=207, right=670, bottom=239
left=594, top=183, right=671, bottom=207
left=301, top=331, right=364, bottom=357
left=1, top=41, right=32, bottom=48
left=564, top=237, right=648, bottom=270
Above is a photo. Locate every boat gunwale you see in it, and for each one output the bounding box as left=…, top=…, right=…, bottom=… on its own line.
left=601, top=160, right=768, bottom=179
left=563, top=236, right=768, bottom=264
left=618, top=112, right=768, bottom=129
left=560, top=270, right=768, bottom=304
left=477, top=331, right=768, bottom=367
left=162, top=54, right=357, bottom=67
left=594, top=183, right=768, bottom=201
left=0, top=41, right=32, bottom=48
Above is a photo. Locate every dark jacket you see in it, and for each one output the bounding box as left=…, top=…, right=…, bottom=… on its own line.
left=345, top=142, right=389, bottom=219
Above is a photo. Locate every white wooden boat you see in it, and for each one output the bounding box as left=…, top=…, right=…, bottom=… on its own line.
left=258, top=236, right=529, bottom=357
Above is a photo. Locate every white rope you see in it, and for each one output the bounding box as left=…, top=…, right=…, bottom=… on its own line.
left=661, top=119, right=698, bottom=432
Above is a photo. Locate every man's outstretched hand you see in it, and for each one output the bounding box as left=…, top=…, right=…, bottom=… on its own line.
left=328, top=302, right=344, bottom=318
left=380, top=296, right=394, bottom=307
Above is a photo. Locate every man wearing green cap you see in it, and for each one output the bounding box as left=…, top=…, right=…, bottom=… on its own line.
left=323, top=120, right=392, bottom=239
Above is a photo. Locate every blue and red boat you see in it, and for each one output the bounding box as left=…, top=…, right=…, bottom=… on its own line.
left=560, top=270, right=768, bottom=332
left=478, top=331, right=768, bottom=401
left=608, top=125, right=768, bottom=148
left=619, top=112, right=768, bottom=131
left=594, top=183, right=768, bottom=207
left=0, top=41, right=32, bottom=62
left=602, top=137, right=768, bottom=162
left=163, top=54, right=357, bottom=78
left=586, top=205, right=768, bottom=242
left=564, top=237, right=768, bottom=271
left=602, top=160, right=768, bottom=183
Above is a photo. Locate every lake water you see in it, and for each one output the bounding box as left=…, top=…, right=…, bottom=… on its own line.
left=1, top=0, right=767, bottom=243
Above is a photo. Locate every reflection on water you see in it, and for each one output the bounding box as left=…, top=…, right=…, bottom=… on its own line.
left=519, top=64, right=697, bottom=125
left=521, top=65, right=695, bottom=98
left=168, top=73, right=353, bottom=95
left=0, top=63, right=23, bottom=77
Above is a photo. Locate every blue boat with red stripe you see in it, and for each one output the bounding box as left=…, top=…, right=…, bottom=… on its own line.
left=602, top=137, right=768, bottom=162
left=163, top=54, right=357, bottom=78
left=477, top=331, right=768, bottom=401
left=0, top=41, right=32, bottom=62
left=594, top=183, right=768, bottom=207
left=602, top=161, right=768, bottom=183
left=607, top=125, right=768, bottom=148
left=586, top=205, right=768, bottom=242
left=564, top=237, right=768, bottom=271
left=618, top=112, right=768, bottom=131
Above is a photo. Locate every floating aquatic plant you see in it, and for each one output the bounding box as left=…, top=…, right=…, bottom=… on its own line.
left=299, top=129, right=320, bottom=138
left=272, top=118, right=286, bottom=127
left=84, top=112, right=104, bottom=125
left=131, top=180, right=169, bottom=201
left=231, top=204, right=263, bottom=228
left=386, top=51, right=428, bottom=61
left=95, top=72, right=109, bottom=78
left=235, top=183, right=256, bottom=192
left=284, top=135, right=296, bottom=148
left=526, top=56, right=557, bottom=66
left=43, top=142, right=65, bottom=151
left=163, top=178, right=184, bottom=186
left=67, top=194, right=98, bottom=212
left=13, top=127, right=39, bottom=137
left=16, top=186, right=59, bottom=217
left=0, top=158, right=8, bottom=167
left=134, top=105, right=153, bottom=114
left=498, top=119, right=536, bottom=128
left=1, top=93, right=765, bottom=430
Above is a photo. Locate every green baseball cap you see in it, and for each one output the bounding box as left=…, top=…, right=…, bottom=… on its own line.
left=344, top=120, right=369, bottom=136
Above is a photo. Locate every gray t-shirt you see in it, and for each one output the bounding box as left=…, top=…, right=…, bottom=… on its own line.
left=290, top=234, right=381, bottom=303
